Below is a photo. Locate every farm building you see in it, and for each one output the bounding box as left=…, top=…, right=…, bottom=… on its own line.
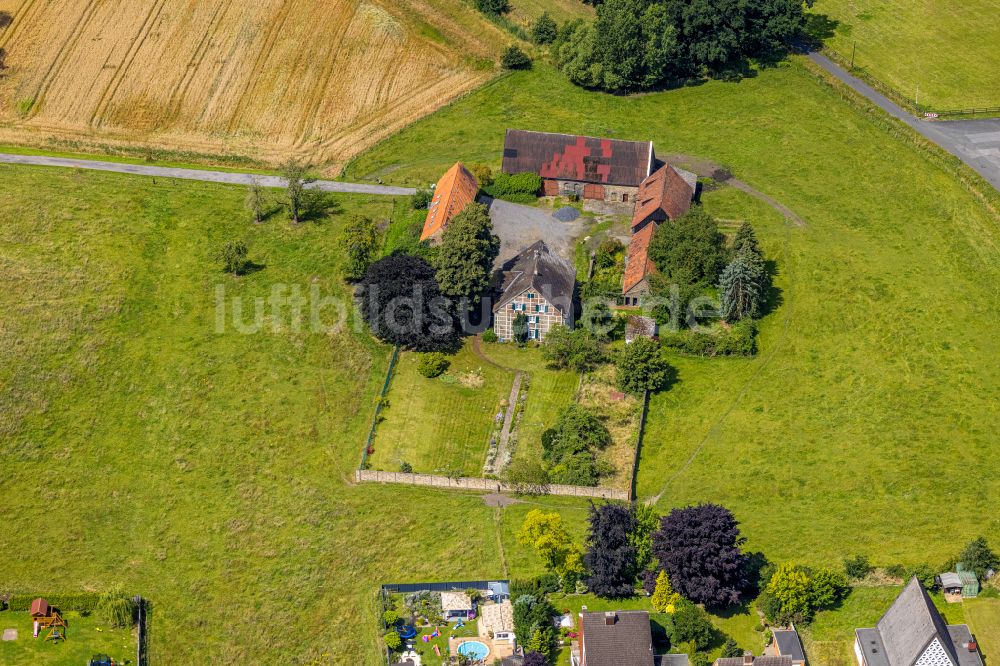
left=630, top=163, right=697, bottom=233
left=492, top=241, right=575, bottom=342
left=854, top=577, right=983, bottom=666
left=621, top=223, right=657, bottom=306
left=502, top=129, right=655, bottom=215
left=571, top=610, right=654, bottom=666
left=938, top=566, right=979, bottom=601
left=715, top=656, right=792, bottom=666
left=772, top=628, right=807, bottom=666
left=420, top=162, right=479, bottom=243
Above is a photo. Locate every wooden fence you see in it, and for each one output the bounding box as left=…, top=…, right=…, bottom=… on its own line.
left=355, top=469, right=629, bottom=500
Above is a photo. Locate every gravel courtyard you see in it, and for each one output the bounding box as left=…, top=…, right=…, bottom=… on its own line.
left=482, top=196, right=588, bottom=267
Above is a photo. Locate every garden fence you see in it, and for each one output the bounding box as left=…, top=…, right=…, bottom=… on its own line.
left=628, top=390, right=650, bottom=501
left=360, top=344, right=400, bottom=470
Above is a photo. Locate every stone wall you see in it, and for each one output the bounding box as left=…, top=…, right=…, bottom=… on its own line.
left=355, top=469, right=629, bottom=500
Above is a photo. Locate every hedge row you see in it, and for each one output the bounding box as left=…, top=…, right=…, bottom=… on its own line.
left=483, top=172, right=542, bottom=201
left=3, top=592, right=102, bottom=613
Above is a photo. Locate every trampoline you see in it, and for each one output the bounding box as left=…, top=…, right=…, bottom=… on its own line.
left=397, top=625, right=417, bottom=640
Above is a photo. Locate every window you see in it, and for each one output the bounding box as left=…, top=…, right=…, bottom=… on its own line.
left=526, top=293, right=535, bottom=299
left=535, top=304, right=540, bottom=312
left=510, top=303, right=516, bottom=310
left=623, top=193, right=629, bottom=203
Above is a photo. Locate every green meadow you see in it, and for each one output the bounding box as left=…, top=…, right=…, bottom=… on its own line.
left=810, top=0, right=1000, bottom=109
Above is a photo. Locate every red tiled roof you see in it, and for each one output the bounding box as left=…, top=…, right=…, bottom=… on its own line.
left=622, top=223, right=656, bottom=294
left=631, top=164, right=694, bottom=230
left=502, top=129, right=653, bottom=187
left=30, top=598, right=50, bottom=617
left=421, top=162, right=479, bottom=241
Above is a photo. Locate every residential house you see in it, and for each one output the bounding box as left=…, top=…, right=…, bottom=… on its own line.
left=420, top=162, right=479, bottom=243
left=854, top=577, right=984, bottom=666
left=479, top=599, right=516, bottom=646
left=440, top=591, right=474, bottom=621
left=492, top=241, right=575, bottom=342
left=502, top=129, right=655, bottom=215
left=772, top=628, right=807, bottom=666
left=571, top=610, right=654, bottom=666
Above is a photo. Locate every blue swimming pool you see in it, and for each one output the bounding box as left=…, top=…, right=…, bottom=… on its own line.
left=457, top=640, right=490, bottom=661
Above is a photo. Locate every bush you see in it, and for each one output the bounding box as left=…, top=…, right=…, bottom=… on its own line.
left=469, top=164, right=494, bottom=188
left=97, top=586, right=137, bottom=628
left=384, top=629, right=402, bottom=650
left=844, top=554, right=872, bottom=580
left=417, top=352, right=450, bottom=378
left=476, top=0, right=509, bottom=13
left=501, top=45, right=532, bottom=70
left=907, top=563, right=937, bottom=589
left=884, top=563, right=907, bottom=579
left=484, top=172, right=542, bottom=200
left=670, top=601, right=714, bottom=649
left=411, top=188, right=432, bottom=209
left=482, top=328, right=499, bottom=343
left=659, top=319, right=756, bottom=357
left=399, top=461, right=413, bottom=473
left=384, top=609, right=400, bottom=626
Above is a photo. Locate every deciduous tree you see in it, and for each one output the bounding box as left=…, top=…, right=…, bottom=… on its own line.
left=541, top=325, right=605, bottom=371
left=651, top=570, right=681, bottom=613
left=344, top=214, right=380, bottom=281
left=652, top=503, right=749, bottom=607
left=280, top=159, right=316, bottom=224
left=960, top=537, right=999, bottom=579
left=216, top=240, right=249, bottom=275
left=616, top=337, right=670, bottom=394
left=585, top=502, right=638, bottom=598
left=517, top=510, right=584, bottom=583
left=433, top=202, right=499, bottom=305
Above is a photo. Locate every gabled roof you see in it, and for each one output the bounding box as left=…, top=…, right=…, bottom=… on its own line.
left=493, top=241, right=575, bottom=314
left=716, top=658, right=791, bottom=666
left=502, top=129, right=654, bottom=187
left=421, top=162, right=479, bottom=241
left=479, top=600, right=514, bottom=635
left=29, top=598, right=50, bottom=617
left=876, top=577, right=957, bottom=666
left=772, top=629, right=806, bottom=662
left=631, top=164, right=694, bottom=229
left=580, top=611, right=654, bottom=666
left=622, top=223, right=657, bottom=294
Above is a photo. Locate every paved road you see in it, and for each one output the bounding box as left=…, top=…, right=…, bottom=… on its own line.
left=808, top=52, right=1000, bottom=191
left=0, top=153, right=417, bottom=196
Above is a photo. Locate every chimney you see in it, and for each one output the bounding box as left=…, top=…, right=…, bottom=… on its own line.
left=968, top=641, right=978, bottom=653
left=604, top=612, right=616, bottom=626
left=743, top=652, right=754, bottom=666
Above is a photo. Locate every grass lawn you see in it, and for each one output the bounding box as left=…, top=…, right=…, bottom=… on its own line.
left=810, top=0, right=1000, bottom=109
left=0, top=610, right=134, bottom=665
left=346, top=59, right=1000, bottom=569
left=965, top=597, right=1000, bottom=663
left=370, top=342, right=514, bottom=476
left=476, top=343, right=580, bottom=467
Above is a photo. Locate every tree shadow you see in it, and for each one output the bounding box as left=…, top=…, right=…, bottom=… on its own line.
left=759, top=259, right=784, bottom=318
left=234, top=260, right=266, bottom=277
left=801, top=13, right=840, bottom=50
left=299, top=191, right=343, bottom=223
left=0, top=12, right=13, bottom=29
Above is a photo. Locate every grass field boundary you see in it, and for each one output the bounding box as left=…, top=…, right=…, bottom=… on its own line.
left=803, top=58, right=1000, bottom=220
left=360, top=345, right=401, bottom=470
left=820, top=47, right=1000, bottom=118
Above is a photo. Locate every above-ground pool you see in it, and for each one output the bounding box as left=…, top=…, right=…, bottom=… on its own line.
left=457, top=640, right=490, bottom=661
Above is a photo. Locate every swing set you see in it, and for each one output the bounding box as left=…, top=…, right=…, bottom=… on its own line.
left=30, top=598, right=68, bottom=642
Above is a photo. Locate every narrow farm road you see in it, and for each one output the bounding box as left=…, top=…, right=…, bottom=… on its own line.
left=0, top=153, right=417, bottom=196
left=807, top=52, right=1000, bottom=192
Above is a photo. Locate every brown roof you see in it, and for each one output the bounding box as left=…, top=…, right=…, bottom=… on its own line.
left=502, top=129, right=653, bottom=187
left=622, top=223, right=656, bottom=294
left=631, top=164, right=694, bottom=230
left=580, top=611, right=654, bottom=666
left=29, top=598, right=50, bottom=617
left=715, top=658, right=791, bottom=666
left=421, top=162, right=479, bottom=241
left=493, top=241, right=575, bottom=314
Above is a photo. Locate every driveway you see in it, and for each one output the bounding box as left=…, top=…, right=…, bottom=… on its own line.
left=0, top=153, right=416, bottom=196
left=482, top=196, right=586, bottom=266
left=807, top=52, right=1000, bottom=191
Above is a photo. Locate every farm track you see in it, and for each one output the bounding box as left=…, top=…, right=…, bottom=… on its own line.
left=0, top=0, right=40, bottom=50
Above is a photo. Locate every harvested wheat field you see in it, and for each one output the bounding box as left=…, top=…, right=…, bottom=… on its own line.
left=0, top=0, right=505, bottom=171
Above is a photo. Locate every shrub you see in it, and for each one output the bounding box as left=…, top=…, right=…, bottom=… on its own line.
left=616, top=337, right=671, bottom=394
left=411, top=188, right=432, bottom=209
left=7, top=593, right=102, bottom=613
left=482, top=328, right=499, bottom=343
left=501, top=45, right=532, bottom=70
left=670, top=601, right=714, bottom=649
left=485, top=172, right=542, bottom=200
left=532, top=12, right=558, bottom=44
left=97, top=586, right=137, bottom=628
left=384, top=629, right=402, bottom=650
left=476, top=0, right=509, bottom=13
left=884, top=563, right=907, bottom=579
left=907, top=563, right=937, bottom=588
left=844, top=554, right=872, bottom=580
left=384, top=609, right=400, bottom=626
left=469, top=163, right=494, bottom=188
left=399, top=461, right=413, bottom=473
left=659, top=319, right=756, bottom=357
